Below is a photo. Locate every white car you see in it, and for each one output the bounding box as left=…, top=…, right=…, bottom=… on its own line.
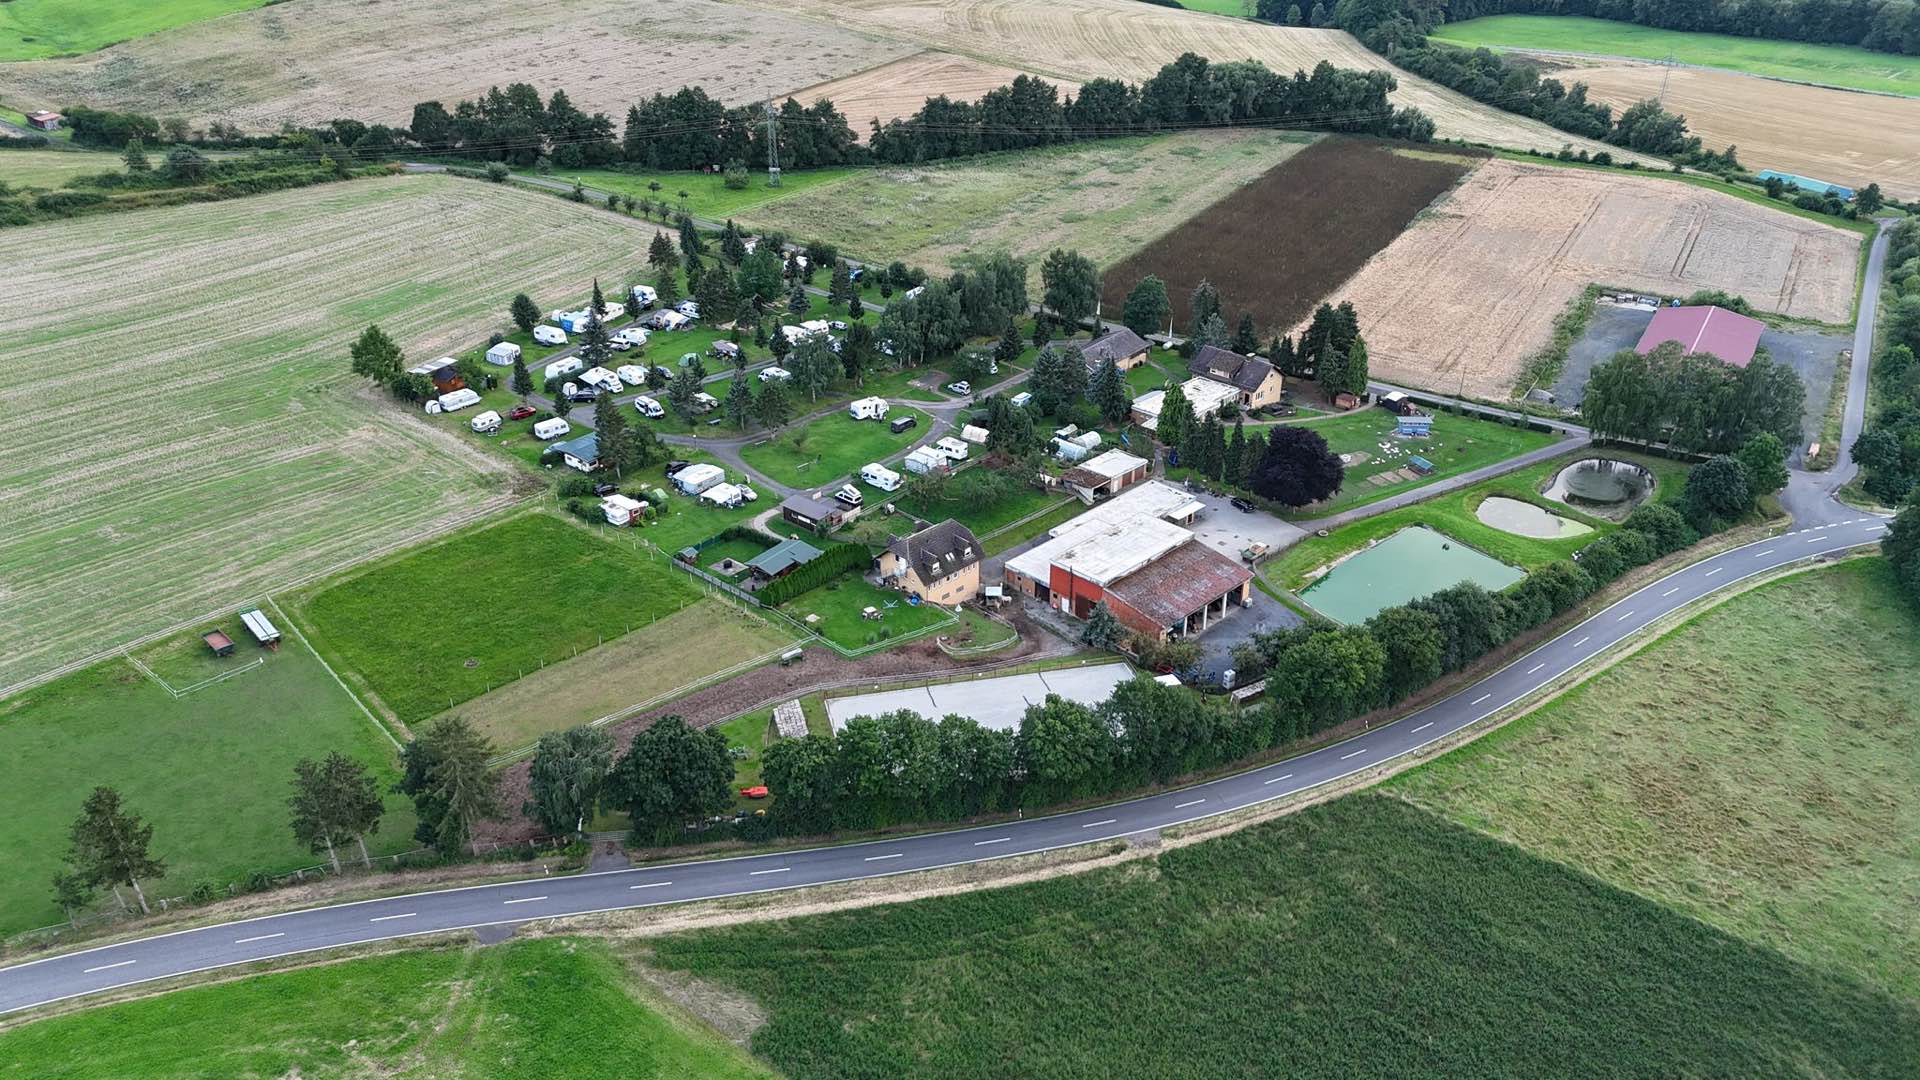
left=609, top=338, right=633, bottom=352
left=946, top=381, right=971, bottom=395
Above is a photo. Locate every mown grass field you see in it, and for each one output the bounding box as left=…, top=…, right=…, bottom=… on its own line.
left=1265, top=449, right=1687, bottom=591
left=565, top=166, right=857, bottom=220
left=1392, top=559, right=1920, bottom=998
left=738, top=408, right=933, bottom=487
left=651, top=794, right=1918, bottom=1078
left=779, top=575, right=953, bottom=652
left=1433, top=15, right=1920, bottom=96
left=0, top=148, right=120, bottom=188
left=291, top=513, right=700, bottom=725
left=739, top=130, right=1316, bottom=290
left=0, top=0, right=269, bottom=60
left=0, top=174, right=705, bottom=691
left=0, top=938, right=776, bottom=1078
left=0, top=627, right=413, bottom=934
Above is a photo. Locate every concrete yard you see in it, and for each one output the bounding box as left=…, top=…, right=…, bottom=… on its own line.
left=1182, top=490, right=1308, bottom=562
left=826, top=662, right=1135, bottom=731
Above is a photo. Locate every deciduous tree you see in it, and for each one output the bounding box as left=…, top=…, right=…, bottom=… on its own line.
left=1247, top=425, right=1343, bottom=506
left=1123, top=275, right=1171, bottom=337
left=1040, top=248, right=1100, bottom=330
left=605, top=717, right=733, bottom=843
left=348, top=324, right=404, bottom=386
left=287, top=752, right=385, bottom=872
left=525, top=726, right=615, bottom=837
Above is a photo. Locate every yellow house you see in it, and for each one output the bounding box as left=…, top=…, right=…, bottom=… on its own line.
left=1188, top=345, right=1285, bottom=411
left=876, top=519, right=982, bottom=605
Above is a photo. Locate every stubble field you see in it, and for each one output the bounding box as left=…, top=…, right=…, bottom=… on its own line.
left=795, top=51, right=1079, bottom=138
left=1100, top=138, right=1482, bottom=335
left=0, top=0, right=915, bottom=129
left=0, top=173, right=689, bottom=691
left=740, top=129, right=1315, bottom=288
left=1326, top=158, right=1862, bottom=398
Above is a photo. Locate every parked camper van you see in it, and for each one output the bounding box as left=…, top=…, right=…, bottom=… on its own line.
left=1011, top=391, right=1033, bottom=408
left=434, top=387, right=482, bottom=413
left=469, top=410, right=502, bottom=434
left=544, top=356, right=584, bottom=381
left=533, top=417, right=571, bottom=440
left=860, top=463, right=902, bottom=492
left=616, top=364, right=648, bottom=386
left=632, top=395, right=665, bottom=418
left=629, top=285, right=658, bottom=308
left=674, top=300, right=700, bottom=320
left=933, top=436, right=969, bottom=461
left=533, top=325, right=567, bottom=346
left=613, top=327, right=650, bottom=348
left=759, top=366, right=792, bottom=383
left=832, top=484, right=864, bottom=508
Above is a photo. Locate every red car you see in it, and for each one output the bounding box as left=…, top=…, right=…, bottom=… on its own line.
left=739, top=785, right=770, bottom=799
left=506, top=404, right=537, bottom=421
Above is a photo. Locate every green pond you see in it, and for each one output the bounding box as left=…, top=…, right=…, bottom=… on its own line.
left=1300, top=526, right=1526, bottom=625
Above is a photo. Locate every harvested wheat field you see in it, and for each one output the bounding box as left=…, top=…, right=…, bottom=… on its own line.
left=1544, top=60, right=1920, bottom=200
left=741, top=129, right=1313, bottom=289
left=757, top=0, right=1647, bottom=159
left=1102, top=139, right=1483, bottom=336
left=798, top=51, right=1080, bottom=138
left=0, top=0, right=914, bottom=130
left=1327, top=159, right=1861, bottom=399
left=0, top=173, right=679, bottom=691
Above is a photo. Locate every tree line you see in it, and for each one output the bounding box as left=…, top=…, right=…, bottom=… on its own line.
left=1580, top=341, right=1807, bottom=454
left=1851, top=219, right=1920, bottom=503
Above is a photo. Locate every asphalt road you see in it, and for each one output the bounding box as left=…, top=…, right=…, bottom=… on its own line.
left=0, top=511, right=1888, bottom=1016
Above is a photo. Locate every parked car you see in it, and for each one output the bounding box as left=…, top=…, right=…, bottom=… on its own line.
left=945, top=381, right=970, bottom=395
left=739, top=785, right=769, bottom=799
left=565, top=387, right=598, bottom=403
left=593, top=482, right=617, bottom=496
left=1230, top=497, right=1256, bottom=514
left=609, top=338, right=633, bottom=352
left=889, top=415, right=917, bottom=434
left=829, top=319, right=849, bottom=331
left=507, top=404, right=538, bottom=421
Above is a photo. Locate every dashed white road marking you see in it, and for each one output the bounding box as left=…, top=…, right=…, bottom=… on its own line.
left=973, top=837, right=1012, bottom=847
left=1808, top=537, right=1825, bottom=544
left=502, top=896, right=547, bottom=905
left=1616, top=610, right=1635, bottom=621
left=1340, top=749, right=1367, bottom=760
left=628, top=881, right=672, bottom=890
left=1661, top=587, right=1679, bottom=597
left=1572, top=636, right=1590, bottom=648
left=1174, top=799, right=1205, bottom=809
left=1262, top=774, right=1295, bottom=785
left=1525, top=663, right=1545, bottom=675
left=748, top=867, right=790, bottom=876
left=368, top=912, right=415, bottom=922
left=234, top=933, right=284, bottom=944
left=82, top=960, right=136, bottom=974
left=1082, top=818, right=1118, bottom=828
left=863, top=853, right=904, bottom=862
left=1706, top=567, right=1723, bottom=576
left=1411, top=722, right=1433, bottom=733
left=1755, top=549, right=1774, bottom=558
left=1471, top=693, right=1491, bottom=705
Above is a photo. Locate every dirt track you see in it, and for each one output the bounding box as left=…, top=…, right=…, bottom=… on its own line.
left=1325, top=158, right=1862, bottom=398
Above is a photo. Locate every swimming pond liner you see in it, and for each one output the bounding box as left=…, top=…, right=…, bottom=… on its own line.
left=1299, top=526, right=1526, bottom=625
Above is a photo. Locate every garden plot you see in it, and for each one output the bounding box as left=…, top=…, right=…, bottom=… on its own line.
left=0, top=0, right=914, bottom=129
left=1328, top=159, right=1861, bottom=399
left=0, top=174, right=696, bottom=690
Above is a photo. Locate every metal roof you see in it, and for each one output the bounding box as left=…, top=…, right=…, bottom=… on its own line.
left=1634, top=305, right=1764, bottom=368
left=748, top=537, right=824, bottom=577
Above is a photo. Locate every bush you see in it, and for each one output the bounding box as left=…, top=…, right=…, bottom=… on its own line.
left=485, top=161, right=510, bottom=182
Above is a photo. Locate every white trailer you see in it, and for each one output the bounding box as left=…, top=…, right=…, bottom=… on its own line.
left=848, top=396, right=890, bottom=420
left=533, top=325, right=567, bottom=346
left=613, top=326, right=650, bottom=347
left=903, top=446, right=947, bottom=475
left=759, top=366, right=792, bottom=382
left=533, top=417, right=571, bottom=440
left=601, top=494, right=648, bottom=526
left=616, top=364, right=649, bottom=386
left=860, top=463, right=902, bottom=491
left=544, top=356, right=584, bottom=381
left=961, top=424, right=990, bottom=444
left=672, top=462, right=725, bottom=495
left=933, top=436, right=969, bottom=461
left=699, top=481, right=746, bottom=508
left=629, top=284, right=657, bottom=308
left=485, top=342, right=521, bottom=367
left=580, top=367, right=622, bottom=393
left=434, top=387, right=482, bottom=412
left=469, top=410, right=502, bottom=434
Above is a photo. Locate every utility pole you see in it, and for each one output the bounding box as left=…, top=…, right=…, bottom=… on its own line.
left=1657, top=51, right=1674, bottom=107
left=764, top=100, right=781, bottom=188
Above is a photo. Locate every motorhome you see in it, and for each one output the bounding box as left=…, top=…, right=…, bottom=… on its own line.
left=848, top=396, right=890, bottom=421
left=759, top=366, right=792, bottom=383
left=615, top=364, right=648, bottom=386
left=860, top=463, right=902, bottom=492
left=933, top=436, right=969, bottom=461
left=613, top=326, right=650, bottom=347
left=580, top=367, right=622, bottom=393
left=832, top=484, right=864, bottom=508
left=629, top=285, right=657, bottom=308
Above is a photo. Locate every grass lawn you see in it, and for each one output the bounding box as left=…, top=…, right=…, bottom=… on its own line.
left=738, top=407, right=933, bottom=487
left=1259, top=408, right=1563, bottom=518
left=1123, top=354, right=1187, bottom=396
left=0, top=147, right=119, bottom=188
left=982, top=496, right=1086, bottom=555
left=1392, top=558, right=1920, bottom=998
left=628, top=452, right=767, bottom=552
left=291, top=513, right=700, bottom=725
left=0, top=0, right=271, bottom=60
left=898, top=475, right=1071, bottom=539
left=0, top=627, right=414, bottom=934
left=442, top=600, right=798, bottom=751
left=1433, top=15, right=1920, bottom=97
left=651, top=793, right=1918, bottom=1078
left=780, top=575, right=953, bottom=652
left=0, top=937, right=775, bottom=1078
left=564, top=166, right=858, bottom=220
left=1264, top=449, right=1691, bottom=591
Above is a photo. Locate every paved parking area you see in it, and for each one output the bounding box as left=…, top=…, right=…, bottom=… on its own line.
left=826, top=661, right=1134, bottom=731
left=1182, top=489, right=1307, bottom=561
left=1188, top=594, right=1303, bottom=686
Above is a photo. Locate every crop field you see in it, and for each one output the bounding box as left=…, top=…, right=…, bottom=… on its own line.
left=762, top=0, right=1645, bottom=160
left=1393, top=559, right=1920, bottom=999
left=0, top=626, right=414, bottom=934
left=794, top=51, right=1080, bottom=137
left=1328, top=158, right=1863, bottom=398
left=1432, top=15, right=1920, bottom=97
left=1546, top=57, right=1920, bottom=199
left=742, top=130, right=1317, bottom=289
left=0, top=174, right=728, bottom=692
left=290, top=514, right=701, bottom=727
left=0, top=0, right=270, bottom=60
left=651, top=794, right=1918, bottom=1077
left=1100, top=139, right=1482, bottom=336
left=738, top=408, right=933, bottom=487
left=448, top=600, right=799, bottom=751
left=0, top=0, right=915, bottom=129
left=0, top=938, right=776, bottom=1078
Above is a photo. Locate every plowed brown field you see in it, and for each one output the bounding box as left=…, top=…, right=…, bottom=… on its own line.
left=1101, top=139, right=1484, bottom=336
left=1543, top=58, right=1920, bottom=200
left=797, top=52, right=1079, bottom=139
left=1326, top=159, right=1862, bottom=399
left=0, top=0, right=915, bottom=129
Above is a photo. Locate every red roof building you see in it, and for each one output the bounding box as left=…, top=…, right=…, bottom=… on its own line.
left=1634, top=305, right=1764, bottom=368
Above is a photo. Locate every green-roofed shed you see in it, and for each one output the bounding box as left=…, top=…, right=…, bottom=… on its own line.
left=747, top=538, right=824, bottom=581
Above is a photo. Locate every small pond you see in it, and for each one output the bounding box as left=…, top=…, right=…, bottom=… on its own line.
left=1542, top=458, right=1654, bottom=521
left=1300, top=526, right=1525, bottom=625
left=1476, top=496, right=1593, bottom=539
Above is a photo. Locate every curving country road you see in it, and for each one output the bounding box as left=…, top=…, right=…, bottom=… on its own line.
left=0, top=224, right=1896, bottom=1019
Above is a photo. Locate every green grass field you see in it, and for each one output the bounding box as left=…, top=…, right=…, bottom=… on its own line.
left=651, top=793, right=1918, bottom=1077
left=1433, top=15, right=1920, bottom=97
left=291, top=513, right=699, bottom=725
left=0, top=627, right=413, bottom=934
left=780, top=575, right=953, bottom=652
left=0, top=938, right=776, bottom=1078
left=1265, top=449, right=1687, bottom=591
left=1256, top=410, right=1563, bottom=518
left=565, top=167, right=858, bottom=220
left=0, top=148, right=119, bottom=188
left=1392, top=559, right=1920, bottom=998
left=738, top=408, right=933, bottom=487
left=0, top=0, right=269, bottom=60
